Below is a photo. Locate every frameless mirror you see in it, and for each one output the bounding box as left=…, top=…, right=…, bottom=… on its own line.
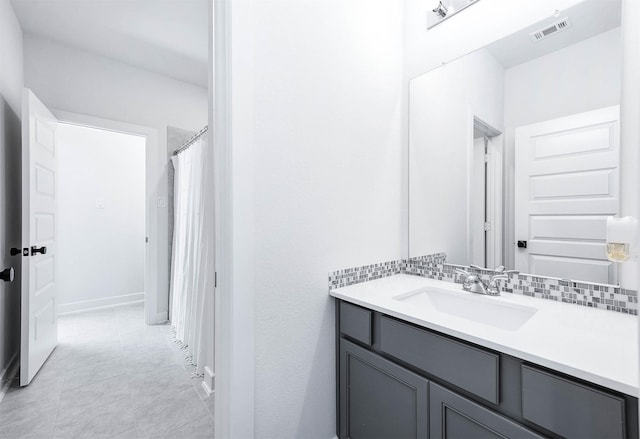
left=409, top=0, right=627, bottom=285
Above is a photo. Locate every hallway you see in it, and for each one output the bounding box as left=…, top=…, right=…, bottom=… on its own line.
left=0, top=303, right=214, bottom=438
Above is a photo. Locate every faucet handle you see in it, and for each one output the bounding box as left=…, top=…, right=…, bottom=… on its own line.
left=489, top=274, right=508, bottom=286
left=486, top=274, right=508, bottom=296
left=456, top=268, right=471, bottom=279
left=455, top=269, right=474, bottom=291
left=469, top=264, right=484, bottom=271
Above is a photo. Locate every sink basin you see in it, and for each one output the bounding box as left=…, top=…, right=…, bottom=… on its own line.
left=393, top=288, right=537, bottom=331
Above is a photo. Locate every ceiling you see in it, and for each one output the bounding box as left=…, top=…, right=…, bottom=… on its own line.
left=487, top=0, right=621, bottom=69
left=11, top=0, right=209, bottom=88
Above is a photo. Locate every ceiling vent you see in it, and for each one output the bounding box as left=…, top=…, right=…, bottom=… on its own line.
left=529, top=18, right=571, bottom=42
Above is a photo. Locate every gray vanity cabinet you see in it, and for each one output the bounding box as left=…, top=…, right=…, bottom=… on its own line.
left=521, top=365, right=626, bottom=439
left=340, top=339, right=429, bottom=439
left=429, top=383, right=544, bottom=439
left=335, top=299, right=638, bottom=439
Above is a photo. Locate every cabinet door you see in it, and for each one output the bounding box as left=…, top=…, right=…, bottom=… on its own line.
left=340, top=339, right=428, bottom=439
left=521, top=365, right=626, bottom=439
left=429, top=383, right=544, bottom=439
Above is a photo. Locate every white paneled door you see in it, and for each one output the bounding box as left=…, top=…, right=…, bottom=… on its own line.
left=21, top=89, right=58, bottom=386
left=514, top=106, right=620, bottom=284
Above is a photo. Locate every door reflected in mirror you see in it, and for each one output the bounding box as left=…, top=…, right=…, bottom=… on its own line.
left=409, top=0, right=627, bottom=286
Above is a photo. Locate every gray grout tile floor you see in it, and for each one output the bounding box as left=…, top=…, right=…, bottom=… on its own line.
left=0, top=303, right=214, bottom=439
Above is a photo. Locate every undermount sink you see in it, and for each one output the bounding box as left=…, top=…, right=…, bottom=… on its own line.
left=393, top=288, right=537, bottom=331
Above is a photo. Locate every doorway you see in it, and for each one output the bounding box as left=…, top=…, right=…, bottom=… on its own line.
left=0, top=103, right=213, bottom=437
left=471, top=116, right=502, bottom=269
left=57, top=123, right=146, bottom=315
left=53, top=111, right=165, bottom=325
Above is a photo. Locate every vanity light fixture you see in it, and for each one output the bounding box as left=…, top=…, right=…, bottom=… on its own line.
left=432, top=1, right=448, bottom=18
left=427, top=0, right=480, bottom=30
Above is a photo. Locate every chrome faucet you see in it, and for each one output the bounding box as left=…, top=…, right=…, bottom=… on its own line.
left=456, top=269, right=488, bottom=295
left=456, top=269, right=513, bottom=296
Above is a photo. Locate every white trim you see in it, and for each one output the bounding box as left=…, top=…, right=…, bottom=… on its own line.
left=213, top=0, right=257, bottom=436
left=213, top=0, right=232, bottom=436
left=51, top=110, right=164, bottom=326
left=201, top=366, right=214, bottom=396
left=203, top=0, right=216, bottom=415
left=0, top=353, right=19, bottom=403
left=465, top=106, right=473, bottom=263
left=151, top=311, right=168, bottom=325
left=467, top=106, right=504, bottom=268
left=486, top=133, right=503, bottom=268
left=57, top=293, right=144, bottom=316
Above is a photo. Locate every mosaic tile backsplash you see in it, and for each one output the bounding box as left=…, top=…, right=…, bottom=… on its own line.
left=330, top=253, right=638, bottom=315
left=329, top=259, right=406, bottom=290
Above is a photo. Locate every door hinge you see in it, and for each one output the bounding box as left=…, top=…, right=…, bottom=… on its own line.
left=484, top=222, right=492, bottom=231
left=214, top=272, right=217, bottom=288
left=484, top=153, right=491, bottom=163
left=145, top=237, right=149, bottom=243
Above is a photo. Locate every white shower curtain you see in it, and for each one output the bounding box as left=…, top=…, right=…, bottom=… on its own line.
left=169, top=131, right=209, bottom=376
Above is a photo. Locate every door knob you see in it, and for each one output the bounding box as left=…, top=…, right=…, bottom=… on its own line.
left=0, top=267, right=14, bottom=282
left=31, top=246, right=47, bottom=256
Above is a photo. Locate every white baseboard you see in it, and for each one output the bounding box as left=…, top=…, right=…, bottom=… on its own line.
left=201, top=366, right=214, bottom=396
left=57, top=292, right=144, bottom=316
left=0, top=353, right=19, bottom=403
left=146, top=311, right=169, bottom=325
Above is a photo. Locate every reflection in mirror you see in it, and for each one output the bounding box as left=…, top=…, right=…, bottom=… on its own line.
left=409, top=0, right=627, bottom=286
left=471, top=118, right=501, bottom=269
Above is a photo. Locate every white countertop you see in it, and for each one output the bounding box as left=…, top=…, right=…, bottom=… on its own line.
left=330, top=274, right=639, bottom=397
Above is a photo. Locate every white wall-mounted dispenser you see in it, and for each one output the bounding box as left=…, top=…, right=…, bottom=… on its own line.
left=606, top=216, right=638, bottom=262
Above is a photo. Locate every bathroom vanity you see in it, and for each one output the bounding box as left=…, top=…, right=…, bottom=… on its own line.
left=331, top=275, right=639, bottom=439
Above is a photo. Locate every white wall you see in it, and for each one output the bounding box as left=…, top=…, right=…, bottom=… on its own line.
left=23, top=35, right=208, bottom=322
left=503, top=28, right=622, bottom=271
left=0, top=0, right=23, bottom=379
left=622, top=0, right=640, bottom=402
left=504, top=28, right=621, bottom=126
left=409, top=49, right=504, bottom=263
left=57, top=124, right=145, bottom=312
left=618, top=0, right=639, bottom=291
left=621, top=0, right=640, bottom=298
left=225, top=0, right=404, bottom=436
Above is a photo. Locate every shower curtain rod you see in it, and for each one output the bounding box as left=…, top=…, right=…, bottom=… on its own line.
left=172, top=125, right=208, bottom=157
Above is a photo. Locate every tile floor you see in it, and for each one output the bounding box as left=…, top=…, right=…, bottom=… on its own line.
left=0, top=303, right=214, bottom=439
